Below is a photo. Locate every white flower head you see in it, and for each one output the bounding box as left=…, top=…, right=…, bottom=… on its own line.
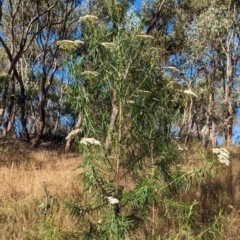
left=97, top=219, right=102, bottom=224
left=212, top=148, right=230, bottom=166
left=80, top=137, right=101, bottom=146
left=167, top=80, right=179, bottom=88
left=136, top=90, right=151, bottom=94
left=79, top=15, right=98, bottom=23
left=66, top=128, right=82, bottom=140
left=57, top=40, right=84, bottom=52
left=107, top=196, right=120, bottom=205
left=183, top=89, right=198, bottom=98
left=135, top=34, right=154, bottom=40
left=164, top=66, right=180, bottom=73
left=177, top=146, right=184, bottom=151
left=101, top=42, right=115, bottom=50
left=81, top=71, right=99, bottom=79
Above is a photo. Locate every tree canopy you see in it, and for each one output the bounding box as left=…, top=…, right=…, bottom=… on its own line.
left=0, top=0, right=239, bottom=148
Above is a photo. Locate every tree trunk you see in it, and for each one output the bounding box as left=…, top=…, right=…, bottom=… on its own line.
left=7, top=104, right=16, bottom=136
left=33, top=76, right=46, bottom=148
left=202, top=76, right=215, bottom=148
left=54, top=111, right=60, bottom=132
left=2, top=74, right=14, bottom=137
left=14, top=69, right=29, bottom=141
left=65, top=111, right=82, bottom=152
left=0, top=85, right=8, bottom=121
left=224, top=51, right=233, bottom=147
left=54, top=83, right=65, bottom=132
left=105, top=90, right=118, bottom=152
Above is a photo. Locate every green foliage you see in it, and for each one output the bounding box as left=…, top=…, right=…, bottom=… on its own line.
left=61, top=1, right=233, bottom=239
left=0, top=74, right=9, bottom=84
left=41, top=217, right=62, bottom=240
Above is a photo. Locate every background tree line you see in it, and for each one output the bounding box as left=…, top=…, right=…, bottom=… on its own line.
left=0, top=0, right=239, bottom=149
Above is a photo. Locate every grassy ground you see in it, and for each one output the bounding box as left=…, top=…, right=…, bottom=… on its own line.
left=181, top=144, right=240, bottom=240
left=0, top=139, right=240, bottom=239
left=0, top=139, right=84, bottom=239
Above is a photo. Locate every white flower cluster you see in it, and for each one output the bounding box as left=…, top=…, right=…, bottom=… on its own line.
left=65, top=128, right=82, bottom=140
left=135, top=34, right=154, bottom=40
left=212, top=148, right=230, bottom=166
left=57, top=40, right=84, bottom=51
left=79, top=15, right=98, bottom=23
left=107, top=197, right=119, bottom=205
left=136, top=89, right=151, bottom=94
left=177, top=145, right=184, bottom=151
left=183, top=89, right=198, bottom=98
left=101, top=42, right=115, bottom=50
left=80, top=137, right=101, bottom=146
left=164, top=66, right=180, bottom=72
left=81, top=71, right=99, bottom=79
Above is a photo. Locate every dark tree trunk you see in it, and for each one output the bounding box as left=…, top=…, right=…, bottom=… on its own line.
left=0, top=85, right=8, bottom=121
left=2, top=74, right=15, bottom=137
left=224, top=52, right=233, bottom=147
left=105, top=90, right=118, bottom=152
left=34, top=76, right=46, bottom=148
left=14, top=69, right=30, bottom=141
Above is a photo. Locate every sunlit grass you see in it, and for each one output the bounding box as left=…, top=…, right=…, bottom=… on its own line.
left=0, top=143, right=83, bottom=239
left=0, top=141, right=240, bottom=239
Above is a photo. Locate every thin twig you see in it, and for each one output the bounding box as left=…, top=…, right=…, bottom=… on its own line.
left=146, top=0, right=167, bottom=34
left=42, top=181, right=49, bottom=214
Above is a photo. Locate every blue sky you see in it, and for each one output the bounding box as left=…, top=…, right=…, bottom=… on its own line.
left=134, top=0, right=143, bottom=11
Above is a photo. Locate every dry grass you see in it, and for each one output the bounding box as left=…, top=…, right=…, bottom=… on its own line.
left=0, top=139, right=240, bottom=239
left=219, top=146, right=240, bottom=240
left=180, top=144, right=240, bottom=240
left=0, top=140, right=84, bottom=239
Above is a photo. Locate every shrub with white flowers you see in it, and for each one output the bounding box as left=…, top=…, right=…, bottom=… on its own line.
left=80, top=137, right=101, bottom=146
left=212, top=148, right=230, bottom=166
left=65, top=128, right=82, bottom=140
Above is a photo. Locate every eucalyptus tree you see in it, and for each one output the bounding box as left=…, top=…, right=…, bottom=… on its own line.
left=0, top=0, right=81, bottom=143
left=0, top=0, right=58, bottom=139
left=143, top=0, right=240, bottom=147
left=166, top=1, right=220, bottom=146
left=30, top=0, right=82, bottom=147
left=187, top=0, right=240, bottom=146
left=189, top=0, right=240, bottom=147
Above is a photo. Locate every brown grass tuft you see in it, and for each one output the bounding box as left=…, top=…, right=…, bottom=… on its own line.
left=1, top=139, right=240, bottom=239
left=0, top=141, right=83, bottom=239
